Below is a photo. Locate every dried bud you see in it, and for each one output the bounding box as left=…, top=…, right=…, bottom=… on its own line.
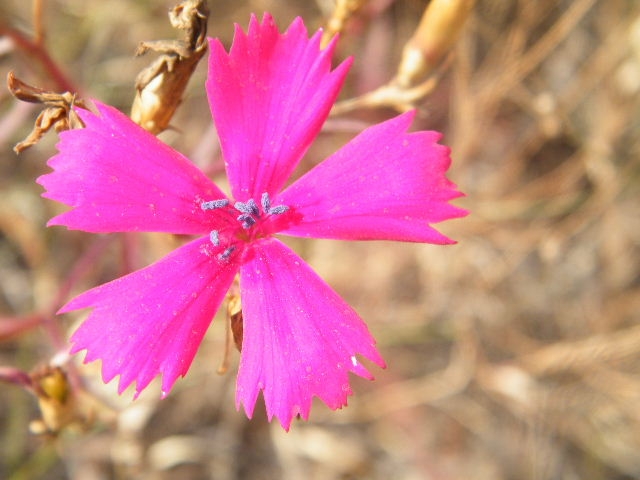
left=28, top=366, right=76, bottom=435
left=131, top=0, right=209, bottom=134
left=2, top=363, right=92, bottom=435
left=396, top=0, right=475, bottom=87
left=33, top=366, right=69, bottom=404
left=7, top=71, right=85, bottom=153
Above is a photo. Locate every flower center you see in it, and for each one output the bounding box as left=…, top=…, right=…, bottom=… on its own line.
left=201, top=192, right=289, bottom=261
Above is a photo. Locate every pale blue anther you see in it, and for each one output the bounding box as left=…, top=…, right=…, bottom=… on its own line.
left=234, top=199, right=259, bottom=216
left=237, top=214, right=256, bottom=229
left=201, top=199, right=229, bottom=211
left=209, top=230, right=220, bottom=246
left=261, top=192, right=271, bottom=213
left=248, top=199, right=259, bottom=216
left=260, top=192, right=289, bottom=215
left=268, top=204, right=289, bottom=215
left=218, top=245, right=236, bottom=261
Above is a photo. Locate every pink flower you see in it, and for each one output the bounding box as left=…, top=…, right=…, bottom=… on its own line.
left=37, top=14, right=466, bottom=429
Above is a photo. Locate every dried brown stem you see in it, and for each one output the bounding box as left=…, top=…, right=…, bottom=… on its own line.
left=32, top=0, right=45, bottom=45
left=332, top=0, right=472, bottom=113
left=321, top=0, right=367, bottom=48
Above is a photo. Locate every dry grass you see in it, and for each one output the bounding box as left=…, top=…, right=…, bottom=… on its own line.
left=1, top=0, right=639, bottom=479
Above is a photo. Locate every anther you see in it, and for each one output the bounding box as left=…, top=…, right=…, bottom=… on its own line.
left=201, top=199, right=229, bottom=210
left=237, top=214, right=256, bottom=229
left=247, top=199, right=259, bottom=216
left=268, top=205, right=289, bottom=215
left=209, top=230, right=220, bottom=246
left=218, top=245, right=236, bottom=261
left=261, top=192, right=271, bottom=213
left=234, top=199, right=259, bottom=216
left=260, top=192, right=289, bottom=215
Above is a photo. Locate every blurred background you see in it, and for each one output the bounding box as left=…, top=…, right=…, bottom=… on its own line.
left=1, top=0, right=639, bottom=479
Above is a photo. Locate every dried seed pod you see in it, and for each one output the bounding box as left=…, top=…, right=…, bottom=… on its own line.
left=131, top=0, right=209, bottom=134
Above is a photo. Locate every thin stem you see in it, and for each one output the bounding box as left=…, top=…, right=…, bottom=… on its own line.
left=0, top=314, right=43, bottom=341
left=33, top=0, right=45, bottom=45
left=0, top=24, right=78, bottom=94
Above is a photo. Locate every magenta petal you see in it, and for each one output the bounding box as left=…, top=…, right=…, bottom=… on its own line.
left=276, top=111, right=468, bottom=243
left=236, top=238, right=384, bottom=430
left=64, top=237, right=239, bottom=396
left=37, top=101, right=227, bottom=234
left=206, top=13, right=351, bottom=201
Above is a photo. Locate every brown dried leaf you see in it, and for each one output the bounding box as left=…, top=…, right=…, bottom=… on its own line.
left=7, top=71, right=86, bottom=153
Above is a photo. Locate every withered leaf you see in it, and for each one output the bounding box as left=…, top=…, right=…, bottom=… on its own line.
left=7, top=71, right=86, bottom=153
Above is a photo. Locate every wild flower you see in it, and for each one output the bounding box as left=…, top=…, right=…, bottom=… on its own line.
left=38, top=14, right=466, bottom=429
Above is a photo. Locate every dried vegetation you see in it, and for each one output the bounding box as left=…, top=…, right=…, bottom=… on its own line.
left=1, top=0, right=639, bottom=479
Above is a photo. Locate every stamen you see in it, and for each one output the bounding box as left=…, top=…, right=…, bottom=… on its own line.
left=260, top=192, right=289, bottom=215
left=209, top=230, right=220, bottom=246
left=261, top=192, right=271, bottom=213
left=237, top=214, right=256, bottom=229
left=201, top=199, right=229, bottom=210
left=247, top=199, right=259, bottom=216
left=218, top=245, right=236, bottom=261
left=234, top=199, right=259, bottom=216
left=268, top=205, right=289, bottom=215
